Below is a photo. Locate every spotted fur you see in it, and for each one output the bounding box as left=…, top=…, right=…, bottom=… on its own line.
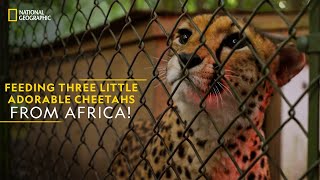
left=110, top=14, right=306, bottom=179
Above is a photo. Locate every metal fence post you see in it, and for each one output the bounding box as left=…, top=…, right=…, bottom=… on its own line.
left=0, top=0, right=10, bottom=179
left=308, top=0, right=320, bottom=179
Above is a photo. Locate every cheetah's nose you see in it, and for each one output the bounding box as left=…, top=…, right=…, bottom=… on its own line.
left=178, top=53, right=202, bottom=69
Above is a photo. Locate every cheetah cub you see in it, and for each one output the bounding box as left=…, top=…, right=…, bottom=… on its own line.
left=110, top=14, right=306, bottom=179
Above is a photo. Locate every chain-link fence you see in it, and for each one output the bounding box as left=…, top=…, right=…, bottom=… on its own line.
left=1, top=0, right=319, bottom=179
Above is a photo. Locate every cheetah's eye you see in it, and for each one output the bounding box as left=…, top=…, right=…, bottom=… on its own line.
left=222, top=33, right=246, bottom=49
left=178, top=29, right=192, bottom=44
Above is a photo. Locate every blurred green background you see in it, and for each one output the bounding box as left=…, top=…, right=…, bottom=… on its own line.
left=9, top=0, right=309, bottom=47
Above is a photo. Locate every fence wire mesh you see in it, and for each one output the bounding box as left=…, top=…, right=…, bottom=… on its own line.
left=5, top=0, right=319, bottom=179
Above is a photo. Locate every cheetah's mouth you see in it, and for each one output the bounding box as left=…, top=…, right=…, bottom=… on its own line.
left=208, top=74, right=224, bottom=95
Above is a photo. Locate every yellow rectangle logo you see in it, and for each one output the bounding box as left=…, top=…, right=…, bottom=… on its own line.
left=8, top=9, right=18, bottom=22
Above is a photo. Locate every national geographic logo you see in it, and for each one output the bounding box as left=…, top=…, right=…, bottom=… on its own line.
left=8, top=9, right=51, bottom=22
left=8, top=9, right=17, bottom=22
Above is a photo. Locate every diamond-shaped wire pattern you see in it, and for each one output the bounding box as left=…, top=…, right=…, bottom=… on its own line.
left=5, top=0, right=318, bottom=179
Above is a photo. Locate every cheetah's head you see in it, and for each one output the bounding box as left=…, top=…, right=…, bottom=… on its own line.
left=166, top=15, right=305, bottom=122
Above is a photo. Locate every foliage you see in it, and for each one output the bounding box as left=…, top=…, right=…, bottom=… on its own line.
left=9, top=0, right=308, bottom=47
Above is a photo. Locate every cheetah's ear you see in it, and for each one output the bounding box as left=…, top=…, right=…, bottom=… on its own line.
left=276, top=44, right=306, bottom=86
